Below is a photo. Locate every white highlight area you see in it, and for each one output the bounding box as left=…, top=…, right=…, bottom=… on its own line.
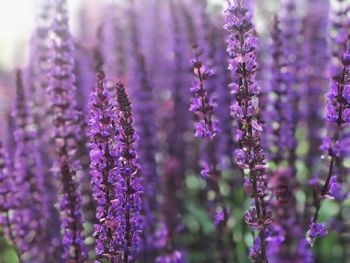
left=0, top=0, right=82, bottom=70
left=0, top=0, right=35, bottom=69
left=0, top=0, right=222, bottom=70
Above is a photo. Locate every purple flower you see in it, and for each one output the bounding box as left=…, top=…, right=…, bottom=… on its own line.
left=244, top=207, right=258, bottom=227
left=249, top=236, right=262, bottom=261
left=326, top=104, right=338, bottom=122
left=188, top=44, right=229, bottom=236
left=114, top=81, right=143, bottom=260
left=231, top=104, right=244, bottom=119
left=312, top=1, right=350, bottom=240
left=199, top=162, right=211, bottom=178
left=47, top=0, right=87, bottom=260
left=327, top=175, right=345, bottom=201
left=89, top=72, right=122, bottom=261
left=225, top=1, right=269, bottom=260
left=194, top=120, right=217, bottom=138
left=343, top=84, right=350, bottom=102
left=189, top=45, right=217, bottom=139
left=309, top=222, right=328, bottom=239
left=342, top=108, right=350, bottom=122
left=233, top=149, right=246, bottom=167
left=214, top=210, right=225, bottom=226
left=320, top=137, right=341, bottom=156
left=320, top=137, right=332, bottom=152
left=12, top=70, right=49, bottom=261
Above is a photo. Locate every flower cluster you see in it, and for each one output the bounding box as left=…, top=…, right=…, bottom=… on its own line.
left=189, top=43, right=234, bottom=261
left=89, top=72, right=120, bottom=261
left=189, top=45, right=217, bottom=139
left=47, top=0, right=87, bottom=260
left=308, top=43, right=350, bottom=240
left=224, top=1, right=270, bottom=262
left=114, top=81, right=143, bottom=261
left=12, top=69, right=49, bottom=262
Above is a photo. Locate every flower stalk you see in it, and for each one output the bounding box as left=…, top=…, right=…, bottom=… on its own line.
left=224, top=1, right=270, bottom=262
left=48, top=0, right=88, bottom=260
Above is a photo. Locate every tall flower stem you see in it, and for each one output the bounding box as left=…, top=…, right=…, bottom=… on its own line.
left=189, top=45, right=235, bottom=262
left=12, top=69, right=49, bottom=262
left=115, top=81, right=143, bottom=262
left=48, top=0, right=87, bottom=261
left=225, top=1, right=270, bottom=262
left=313, top=59, right=347, bottom=223
left=89, top=71, right=119, bottom=262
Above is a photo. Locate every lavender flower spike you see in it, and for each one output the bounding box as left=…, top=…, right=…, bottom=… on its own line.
left=12, top=69, right=48, bottom=262
left=89, top=72, right=120, bottom=261
left=309, top=40, right=350, bottom=240
left=115, top=81, right=143, bottom=262
left=48, top=0, right=87, bottom=260
left=189, top=45, right=217, bottom=139
left=224, top=1, right=270, bottom=262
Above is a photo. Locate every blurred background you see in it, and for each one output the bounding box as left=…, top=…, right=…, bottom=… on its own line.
left=0, top=0, right=349, bottom=262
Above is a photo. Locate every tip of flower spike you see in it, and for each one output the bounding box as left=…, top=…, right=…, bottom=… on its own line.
left=16, top=68, right=24, bottom=98
left=116, top=81, right=124, bottom=89
left=115, top=81, right=132, bottom=111
left=96, top=71, right=105, bottom=81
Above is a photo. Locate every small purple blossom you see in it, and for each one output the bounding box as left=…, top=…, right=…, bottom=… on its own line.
left=309, top=222, right=328, bottom=239
left=214, top=210, right=225, bottom=226
left=199, top=162, right=212, bottom=178
left=233, top=149, right=246, bottom=168
left=327, top=175, right=345, bottom=201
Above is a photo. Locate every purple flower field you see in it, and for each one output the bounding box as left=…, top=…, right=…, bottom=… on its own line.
left=0, top=0, right=349, bottom=262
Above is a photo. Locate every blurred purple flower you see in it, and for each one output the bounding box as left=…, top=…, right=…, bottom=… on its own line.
left=47, top=0, right=87, bottom=260
left=309, top=222, right=328, bottom=239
